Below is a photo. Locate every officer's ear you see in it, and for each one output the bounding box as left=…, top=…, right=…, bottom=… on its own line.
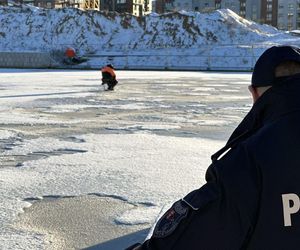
left=248, top=85, right=271, bottom=103
left=248, top=85, right=260, bottom=103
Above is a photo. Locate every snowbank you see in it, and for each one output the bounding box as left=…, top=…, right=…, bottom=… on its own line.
left=0, top=7, right=299, bottom=69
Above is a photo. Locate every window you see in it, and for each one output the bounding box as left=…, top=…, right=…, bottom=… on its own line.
left=117, top=0, right=126, bottom=3
left=289, top=3, right=294, bottom=10
left=267, top=3, right=272, bottom=11
left=266, top=13, right=272, bottom=21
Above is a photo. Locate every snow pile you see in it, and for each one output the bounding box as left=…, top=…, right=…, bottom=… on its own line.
left=0, top=7, right=299, bottom=69
left=0, top=7, right=294, bottom=52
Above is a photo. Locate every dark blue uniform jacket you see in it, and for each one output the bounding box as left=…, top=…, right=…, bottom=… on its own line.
left=129, top=76, right=300, bottom=250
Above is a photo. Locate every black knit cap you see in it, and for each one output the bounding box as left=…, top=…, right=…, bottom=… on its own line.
left=251, top=45, right=300, bottom=87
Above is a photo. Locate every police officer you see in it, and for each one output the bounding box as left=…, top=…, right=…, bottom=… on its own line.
left=126, top=45, right=300, bottom=250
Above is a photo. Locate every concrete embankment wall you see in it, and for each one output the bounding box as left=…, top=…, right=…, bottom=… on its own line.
left=0, top=50, right=258, bottom=71
left=0, top=52, right=54, bottom=68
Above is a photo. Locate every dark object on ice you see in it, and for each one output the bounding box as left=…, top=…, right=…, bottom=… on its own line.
left=101, top=64, right=118, bottom=91
left=63, top=57, right=88, bottom=65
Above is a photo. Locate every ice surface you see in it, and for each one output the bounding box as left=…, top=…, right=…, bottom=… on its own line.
left=0, top=69, right=251, bottom=249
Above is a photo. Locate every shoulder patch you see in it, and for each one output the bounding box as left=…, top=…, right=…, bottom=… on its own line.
left=152, top=200, right=189, bottom=238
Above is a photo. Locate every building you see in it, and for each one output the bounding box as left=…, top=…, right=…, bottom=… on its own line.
left=215, top=0, right=261, bottom=23
left=172, top=0, right=193, bottom=11
left=193, top=0, right=216, bottom=12
left=260, top=0, right=278, bottom=27
left=82, top=0, right=99, bottom=10
left=214, top=0, right=239, bottom=12
left=100, top=0, right=114, bottom=11
left=99, top=0, right=151, bottom=16
left=2, top=0, right=299, bottom=29
left=158, top=0, right=300, bottom=30
left=164, top=0, right=175, bottom=12
left=155, top=0, right=249, bottom=15
left=277, top=0, right=300, bottom=30
left=245, top=0, right=261, bottom=23
left=55, top=0, right=81, bottom=8
left=34, top=0, right=55, bottom=8
left=153, top=0, right=299, bottom=30
left=114, top=0, right=152, bottom=16
left=151, top=0, right=156, bottom=11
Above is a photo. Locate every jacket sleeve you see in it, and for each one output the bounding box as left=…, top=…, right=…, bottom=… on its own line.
left=133, top=144, right=260, bottom=250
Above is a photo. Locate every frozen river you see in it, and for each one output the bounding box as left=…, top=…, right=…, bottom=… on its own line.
left=0, top=69, right=252, bottom=249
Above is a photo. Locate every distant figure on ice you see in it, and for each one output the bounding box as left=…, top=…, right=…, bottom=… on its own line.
left=63, top=47, right=87, bottom=65
left=101, top=64, right=118, bottom=91
left=126, top=45, right=300, bottom=250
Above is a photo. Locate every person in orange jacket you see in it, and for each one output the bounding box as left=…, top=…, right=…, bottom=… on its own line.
left=64, top=47, right=87, bottom=65
left=101, top=64, right=118, bottom=91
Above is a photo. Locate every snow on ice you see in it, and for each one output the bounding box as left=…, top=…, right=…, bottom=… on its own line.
left=0, top=69, right=252, bottom=248
left=0, top=5, right=292, bottom=248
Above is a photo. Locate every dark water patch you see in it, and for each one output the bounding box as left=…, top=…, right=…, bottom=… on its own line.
left=62, top=136, right=86, bottom=143
left=1, top=148, right=87, bottom=168
left=0, top=136, right=24, bottom=153
left=24, top=193, right=157, bottom=209
left=30, top=148, right=87, bottom=157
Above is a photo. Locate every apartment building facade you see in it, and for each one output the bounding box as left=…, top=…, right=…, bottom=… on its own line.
left=153, top=0, right=300, bottom=30
left=158, top=0, right=246, bottom=14
left=100, top=0, right=151, bottom=16
left=162, top=0, right=215, bottom=12
left=192, top=0, right=215, bottom=12
left=260, top=0, right=278, bottom=27
left=277, top=0, right=300, bottom=30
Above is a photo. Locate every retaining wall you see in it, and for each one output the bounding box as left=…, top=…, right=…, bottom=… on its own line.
left=0, top=52, right=53, bottom=68
left=0, top=48, right=262, bottom=70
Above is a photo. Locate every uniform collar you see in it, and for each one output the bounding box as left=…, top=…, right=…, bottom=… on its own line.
left=211, top=75, right=300, bottom=162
